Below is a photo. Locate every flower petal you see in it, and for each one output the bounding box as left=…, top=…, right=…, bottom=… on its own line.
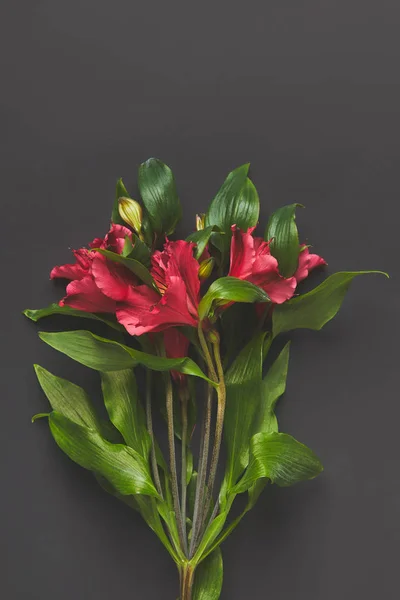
left=295, top=246, right=327, bottom=283
left=62, top=276, right=117, bottom=313
left=50, top=249, right=91, bottom=281
left=91, top=254, right=138, bottom=301
left=229, top=226, right=256, bottom=279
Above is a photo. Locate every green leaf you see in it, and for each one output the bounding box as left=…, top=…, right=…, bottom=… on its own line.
left=273, top=271, right=389, bottom=337
left=205, top=164, right=259, bottom=260
left=193, top=512, right=228, bottom=562
left=186, top=226, right=215, bottom=260
left=48, top=412, right=159, bottom=497
left=138, top=158, right=181, bottom=238
left=122, top=234, right=151, bottom=267
left=193, top=549, right=223, bottom=600
left=34, top=365, right=101, bottom=430
left=265, top=203, right=303, bottom=277
left=198, top=277, right=269, bottom=320
left=223, top=333, right=267, bottom=490
left=255, top=342, right=291, bottom=435
left=23, top=304, right=124, bottom=331
left=111, top=178, right=130, bottom=225
left=39, top=330, right=216, bottom=385
left=92, top=248, right=158, bottom=290
left=233, top=432, right=323, bottom=493
left=100, top=369, right=151, bottom=460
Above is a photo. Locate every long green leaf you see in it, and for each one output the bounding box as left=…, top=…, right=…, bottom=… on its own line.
left=198, top=277, right=269, bottom=320
left=265, top=203, right=303, bottom=277
left=23, top=304, right=124, bottom=331
left=111, top=178, right=130, bottom=225
left=138, top=158, right=181, bottom=238
left=39, top=330, right=216, bottom=385
left=273, top=271, right=388, bottom=337
left=205, top=164, right=259, bottom=260
left=93, top=248, right=158, bottom=290
left=233, top=432, right=323, bottom=493
left=34, top=365, right=101, bottom=430
left=48, top=412, right=159, bottom=497
left=223, top=333, right=267, bottom=490
left=193, top=549, right=223, bottom=600
left=254, top=342, right=291, bottom=435
left=100, top=369, right=151, bottom=460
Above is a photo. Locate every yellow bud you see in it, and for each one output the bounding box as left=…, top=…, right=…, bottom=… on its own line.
left=196, top=213, right=206, bottom=231
left=198, top=257, right=215, bottom=280
left=118, top=197, right=143, bottom=235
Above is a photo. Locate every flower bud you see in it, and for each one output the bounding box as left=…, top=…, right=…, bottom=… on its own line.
left=118, top=197, right=143, bottom=236
left=198, top=257, right=215, bottom=281
left=196, top=213, right=206, bottom=231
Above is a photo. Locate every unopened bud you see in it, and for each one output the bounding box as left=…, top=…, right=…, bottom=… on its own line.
left=196, top=213, right=206, bottom=231
left=118, top=197, right=143, bottom=236
left=207, top=330, right=220, bottom=345
left=198, top=257, right=215, bottom=280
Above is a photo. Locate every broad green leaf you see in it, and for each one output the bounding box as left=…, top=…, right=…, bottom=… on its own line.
left=186, top=226, right=215, bottom=260
left=273, top=271, right=388, bottom=337
left=34, top=365, right=101, bottom=430
left=193, top=548, right=223, bottom=600
left=39, top=330, right=216, bottom=385
left=193, top=512, right=228, bottom=562
left=92, top=248, right=158, bottom=290
left=48, top=412, right=159, bottom=497
left=223, top=333, right=267, bottom=490
left=198, top=277, right=269, bottom=320
left=265, top=203, right=303, bottom=277
left=205, top=164, right=259, bottom=260
left=138, top=158, right=181, bottom=238
left=111, top=178, right=130, bottom=225
left=100, top=369, right=151, bottom=460
left=255, top=342, right=291, bottom=435
left=23, top=304, right=123, bottom=331
left=233, top=432, right=323, bottom=493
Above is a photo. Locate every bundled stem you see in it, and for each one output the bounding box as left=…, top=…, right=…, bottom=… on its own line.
left=180, top=390, right=189, bottom=547
left=145, top=370, right=163, bottom=498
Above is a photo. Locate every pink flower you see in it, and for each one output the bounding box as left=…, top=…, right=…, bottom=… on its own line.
left=229, top=226, right=326, bottom=304
left=164, top=328, right=190, bottom=385
left=51, top=224, right=136, bottom=313
left=117, top=240, right=200, bottom=335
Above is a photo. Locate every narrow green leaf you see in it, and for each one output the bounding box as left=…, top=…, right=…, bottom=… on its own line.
left=34, top=364, right=101, bottom=430
left=111, top=178, right=130, bottom=225
left=23, top=304, right=124, bottom=331
left=138, top=158, right=182, bottom=237
left=186, top=226, right=215, bottom=260
left=93, top=248, right=158, bottom=290
left=198, top=277, right=269, bottom=320
left=233, top=432, right=323, bottom=493
left=265, top=203, right=303, bottom=277
left=39, top=330, right=216, bottom=385
left=205, top=164, right=259, bottom=260
left=100, top=369, right=151, bottom=460
left=122, top=234, right=151, bottom=266
left=255, top=342, right=291, bottom=435
left=193, top=549, right=223, bottom=600
left=193, top=512, right=228, bottom=562
left=49, top=412, right=159, bottom=497
left=273, top=271, right=389, bottom=337
left=223, top=333, right=267, bottom=490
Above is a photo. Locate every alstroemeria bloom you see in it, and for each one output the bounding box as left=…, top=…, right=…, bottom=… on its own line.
left=51, top=224, right=136, bottom=313
left=164, top=327, right=190, bottom=385
left=229, top=226, right=326, bottom=304
left=117, top=240, right=200, bottom=335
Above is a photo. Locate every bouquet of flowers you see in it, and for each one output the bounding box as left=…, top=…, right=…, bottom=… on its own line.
left=24, top=158, right=386, bottom=599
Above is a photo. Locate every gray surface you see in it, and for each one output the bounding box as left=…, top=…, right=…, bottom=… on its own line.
left=1, top=0, right=398, bottom=598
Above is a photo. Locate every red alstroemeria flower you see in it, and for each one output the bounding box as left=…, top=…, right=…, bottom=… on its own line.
left=117, top=240, right=200, bottom=335
left=51, top=224, right=136, bottom=313
left=164, top=327, right=190, bottom=385
left=229, top=226, right=326, bottom=304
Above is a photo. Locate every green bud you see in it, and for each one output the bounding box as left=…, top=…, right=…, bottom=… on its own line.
left=118, top=197, right=143, bottom=236
left=196, top=213, right=206, bottom=231
left=198, top=257, right=215, bottom=280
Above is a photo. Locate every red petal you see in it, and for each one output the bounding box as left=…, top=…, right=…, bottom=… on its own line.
left=229, top=226, right=255, bottom=279
left=164, top=240, right=200, bottom=316
left=91, top=254, right=137, bottom=301
left=104, top=224, right=132, bottom=254
left=62, top=276, right=117, bottom=313
left=295, top=246, right=327, bottom=283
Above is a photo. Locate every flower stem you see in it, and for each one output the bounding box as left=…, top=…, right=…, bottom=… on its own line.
left=145, top=370, right=163, bottom=498
left=165, top=373, right=187, bottom=554
left=189, top=382, right=213, bottom=557
left=180, top=563, right=195, bottom=600
left=180, top=389, right=189, bottom=548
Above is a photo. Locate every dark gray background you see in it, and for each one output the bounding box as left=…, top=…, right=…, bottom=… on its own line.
left=1, top=1, right=398, bottom=598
